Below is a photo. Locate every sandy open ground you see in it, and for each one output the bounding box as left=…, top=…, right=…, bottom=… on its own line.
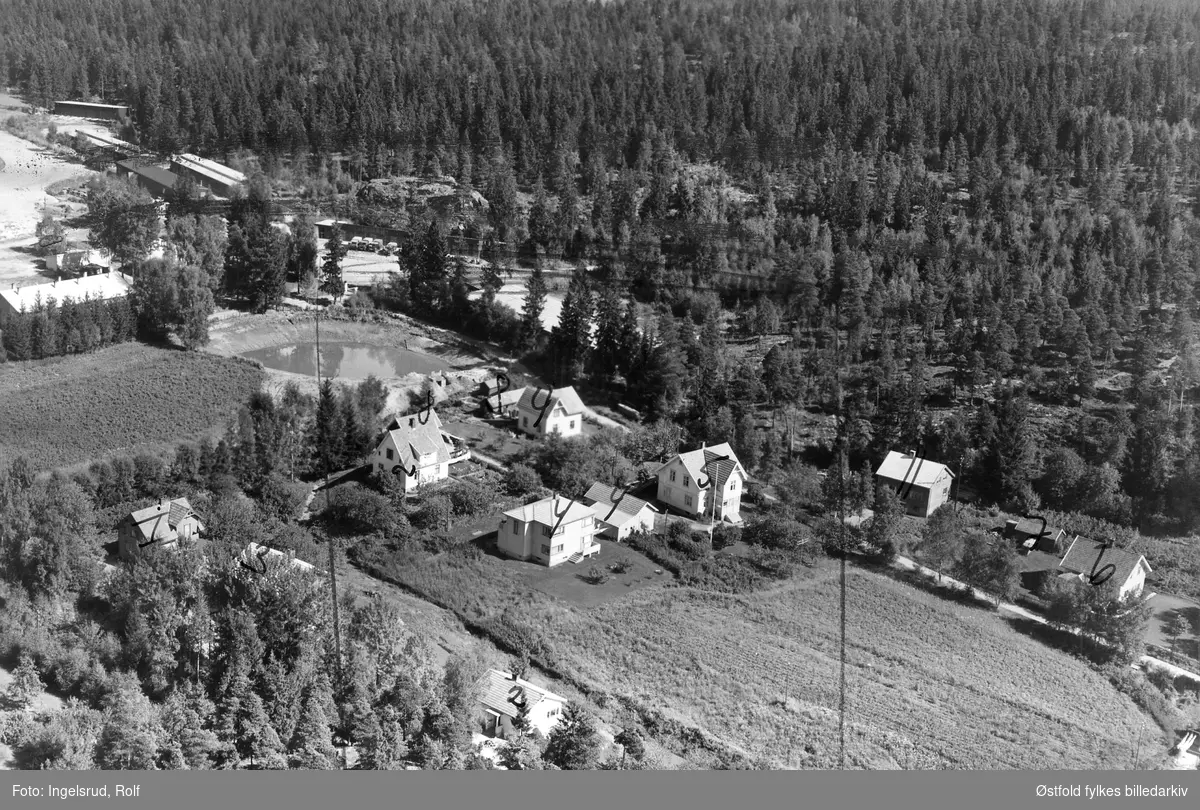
left=0, top=94, right=100, bottom=286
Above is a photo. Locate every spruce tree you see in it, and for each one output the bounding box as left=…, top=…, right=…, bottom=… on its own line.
left=542, top=701, right=602, bottom=771
left=520, top=262, right=548, bottom=350
left=549, top=266, right=594, bottom=382
left=321, top=224, right=347, bottom=299
left=288, top=679, right=338, bottom=770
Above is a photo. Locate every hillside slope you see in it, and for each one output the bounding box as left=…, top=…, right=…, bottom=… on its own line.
left=538, top=564, right=1164, bottom=769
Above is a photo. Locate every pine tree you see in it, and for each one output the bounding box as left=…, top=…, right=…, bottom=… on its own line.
left=158, top=685, right=221, bottom=770
left=288, top=678, right=338, bottom=770
left=983, top=386, right=1035, bottom=507
left=527, top=176, right=554, bottom=250
left=542, top=701, right=602, bottom=770
left=340, top=387, right=368, bottom=468
left=920, top=505, right=964, bottom=582
left=520, top=262, right=548, bottom=350
left=549, top=266, right=594, bottom=382
left=321, top=225, right=347, bottom=298
left=95, top=672, right=161, bottom=770
left=310, top=378, right=343, bottom=478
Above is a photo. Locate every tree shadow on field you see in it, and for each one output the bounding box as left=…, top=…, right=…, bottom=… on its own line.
left=1003, top=615, right=1117, bottom=665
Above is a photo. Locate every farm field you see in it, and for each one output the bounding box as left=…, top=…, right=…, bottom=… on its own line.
left=530, top=563, right=1166, bottom=769
left=0, top=342, right=265, bottom=470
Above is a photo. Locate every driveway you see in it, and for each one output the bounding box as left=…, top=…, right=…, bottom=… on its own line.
left=1144, top=592, right=1200, bottom=659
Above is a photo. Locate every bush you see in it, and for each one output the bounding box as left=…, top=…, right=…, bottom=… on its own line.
left=259, top=473, right=311, bottom=523
left=446, top=481, right=493, bottom=517
left=743, top=515, right=809, bottom=552
left=322, top=483, right=398, bottom=535
left=411, top=495, right=451, bottom=531
left=506, top=464, right=543, bottom=496
left=1104, top=666, right=1184, bottom=736
left=583, top=566, right=610, bottom=585
left=609, top=558, right=632, bottom=574
left=711, top=524, right=742, bottom=551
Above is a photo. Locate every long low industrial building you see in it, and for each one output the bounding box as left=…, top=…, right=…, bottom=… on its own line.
left=115, top=159, right=180, bottom=200
left=53, top=100, right=130, bottom=122
left=0, top=272, right=132, bottom=325
left=170, top=153, right=247, bottom=197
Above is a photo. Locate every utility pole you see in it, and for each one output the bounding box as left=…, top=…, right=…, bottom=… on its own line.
left=834, top=302, right=847, bottom=771
left=315, top=312, right=343, bottom=684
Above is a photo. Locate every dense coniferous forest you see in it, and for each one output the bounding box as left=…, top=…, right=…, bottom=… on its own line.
left=4, top=0, right=1200, bottom=770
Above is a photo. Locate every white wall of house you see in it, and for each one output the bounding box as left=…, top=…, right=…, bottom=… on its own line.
left=878, top=470, right=952, bottom=518
left=370, top=433, right=449, bottom=493
left=497, top=514, right=597, bottom=566
left=517, top=405, right=582, bottom=439
left=1120, top=566, right=1148, bottom=601
left=600, top=508, right=655, bottom=541
left=657, top=459, right=701, bottom=515
left=656, top=461, right=744, bottom=521
left=529, top=699, right=565, bottom=737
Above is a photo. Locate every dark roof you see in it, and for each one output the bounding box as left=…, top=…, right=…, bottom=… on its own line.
left=1058, top=537, right=1150, bottom=587
left=116, top=159, right=179, bottom=191
left=124, top=497, right=198, bottom=543
left=583, top=482, right=652, bottom=518
left=1006, top=518, right=1067, bottom=544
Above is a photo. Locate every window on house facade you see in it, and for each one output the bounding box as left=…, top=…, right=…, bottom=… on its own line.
left=670, top=470, right=677, bottom=482
left=552, top=544, right=564, bottom=553
left=730, top=478, right=737, bottom=490
left=523, top=417, right=528, bottom=426
left=542, top=526, right=551, bottom=537
left=541, top=544, right=550, bottom=554
left=683, top=476, right=689, bottom=487
left=512, top=522, right=520, bottom=534
left=569, top=419, right=575, bottom=429
left=685, top=495, right=692, bottom=506
left=386, top=448, right=394, bottom=460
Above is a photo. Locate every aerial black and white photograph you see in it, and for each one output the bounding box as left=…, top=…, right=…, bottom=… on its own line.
left=1, top=0, right=1200, bottom=778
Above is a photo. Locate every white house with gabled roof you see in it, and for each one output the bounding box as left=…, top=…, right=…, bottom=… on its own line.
left=479, top=669, right=567, bottom=740
left=515, top=386, right=585, bottom=439
left=497, top=494, right=600, bottom=566
left=582, top=481, right=657, bottom=541
left=874, top=450, right=955, bottom=518
left=371, top=409, right=453, bottom=493
left=656, top=442, right=747, bottom=524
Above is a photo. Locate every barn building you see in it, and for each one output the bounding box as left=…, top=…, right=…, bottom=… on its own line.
left=53, top=100, right=129, bottom=122
left=170, top=153, right=247, bottom=197
left=115, top=159, right=180, bottom=200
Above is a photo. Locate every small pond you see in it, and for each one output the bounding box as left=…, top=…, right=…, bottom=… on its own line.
left=242, top=342, right=448, bottom=380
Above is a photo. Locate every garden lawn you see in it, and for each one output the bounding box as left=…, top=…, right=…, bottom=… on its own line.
left=0, top=343, right=265, bottom=470
left=532, top=563, right=1166, bottom=769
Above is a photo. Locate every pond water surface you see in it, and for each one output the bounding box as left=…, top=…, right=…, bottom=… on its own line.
left=243, top=342, right=448, bottom=380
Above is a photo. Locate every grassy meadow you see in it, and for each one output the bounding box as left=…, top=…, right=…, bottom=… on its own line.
left=360, top=538, right=1164, bottom=769
left=0, top=343, right=265, bottom=470
left=536, top=567, right=1164, bottom=769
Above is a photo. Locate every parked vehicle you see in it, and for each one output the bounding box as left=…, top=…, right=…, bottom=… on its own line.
left=348, top=236, right=364, bottom=250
